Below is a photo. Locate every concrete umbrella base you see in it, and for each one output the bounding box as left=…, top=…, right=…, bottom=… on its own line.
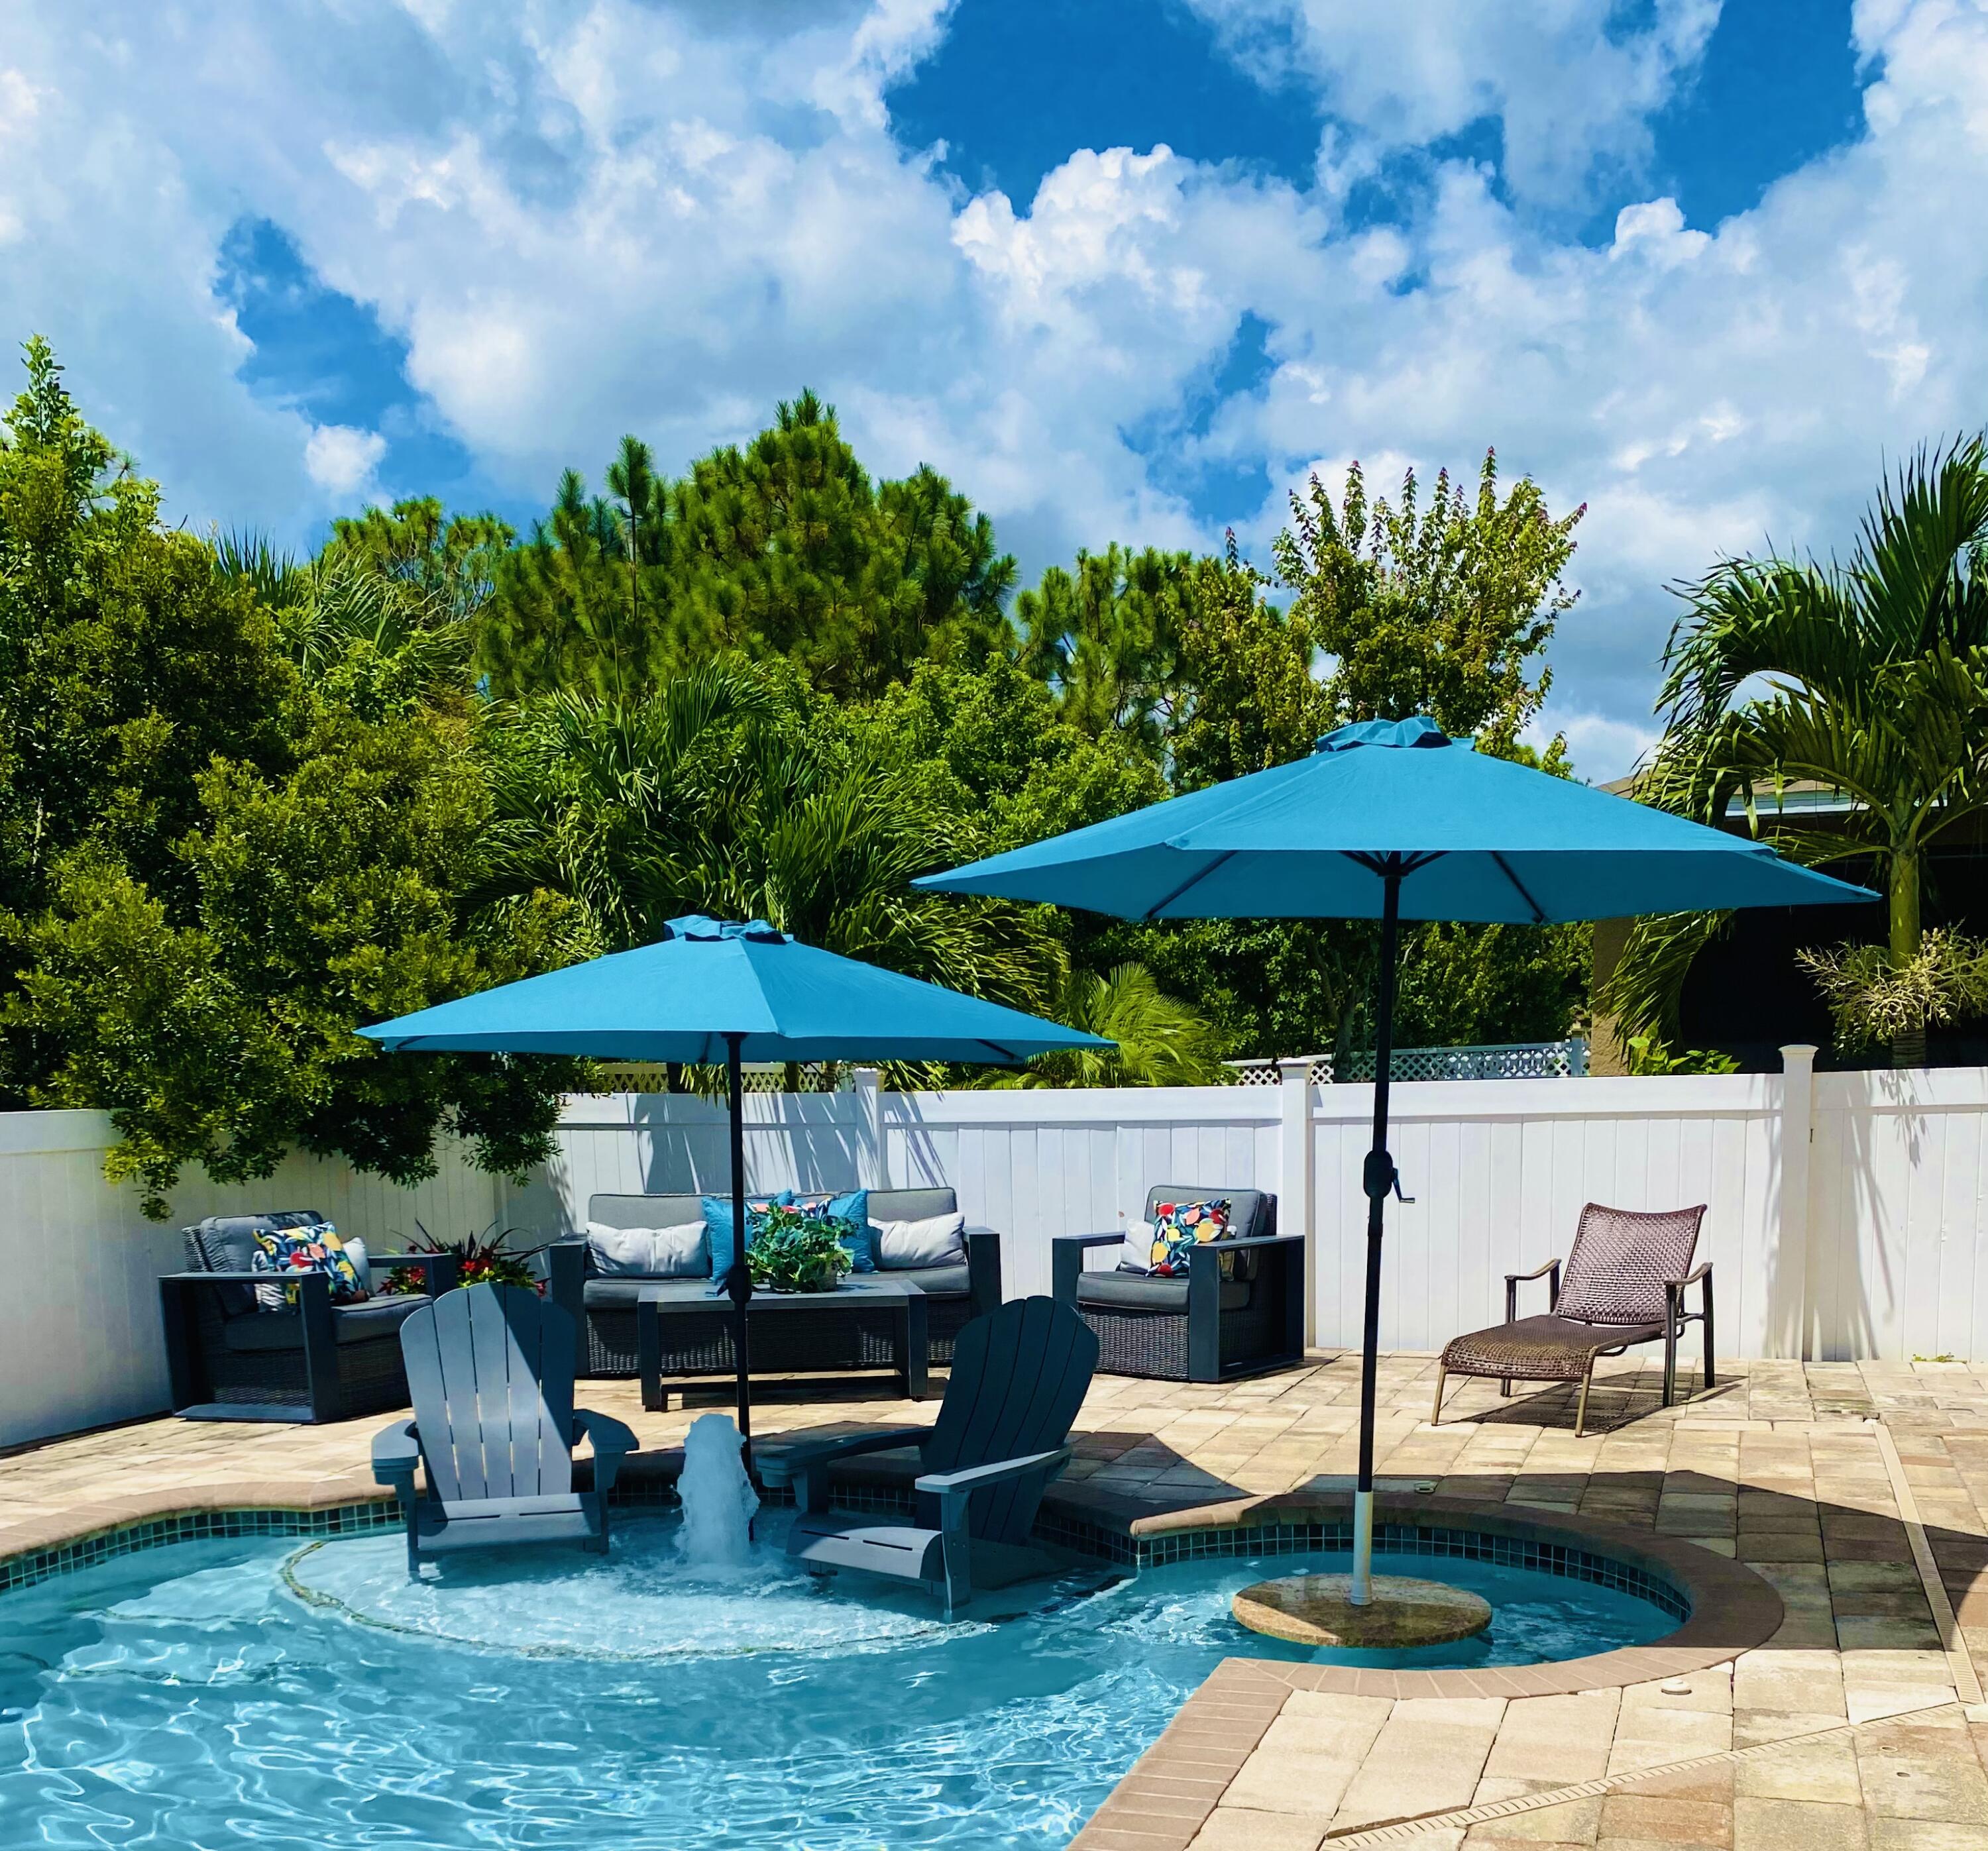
left=1231, top=1573, right=1492, bottom=1650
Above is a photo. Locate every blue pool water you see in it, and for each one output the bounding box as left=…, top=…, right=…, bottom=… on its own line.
left=0, top=1513, right=1675, bottom=1848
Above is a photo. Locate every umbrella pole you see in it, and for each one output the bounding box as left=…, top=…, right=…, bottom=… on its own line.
left=1351, top=864, right=1403, bottom=1606
left=724, top=1032, right=755, bottom=1463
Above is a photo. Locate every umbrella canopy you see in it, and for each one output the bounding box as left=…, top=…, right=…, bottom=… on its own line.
left=360, top=916, right=1110, bottom=1446
left=915, top=716, right=1877, bottom=920
left=359, top=915, right=1111, bottom=1065
left=918, top=717, right=1877, bottom=1605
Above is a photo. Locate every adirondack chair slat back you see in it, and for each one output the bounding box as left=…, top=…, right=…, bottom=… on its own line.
left=918, top=1296, right=1097, bottom=1545
left=399, top=1285, right=577, bottom=1502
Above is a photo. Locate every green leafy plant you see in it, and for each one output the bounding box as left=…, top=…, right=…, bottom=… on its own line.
left=1796, top=928, right=1988, bottom=1053
left=382, top=1220, right=545, bottom=1295
left=1623, top=1032, right=1741, bottom=1077
left=746, top=1204, right=854, bottom=1294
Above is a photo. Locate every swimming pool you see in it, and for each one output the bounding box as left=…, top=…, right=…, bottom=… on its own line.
left=0, top=1511, right=1677, bottom=1848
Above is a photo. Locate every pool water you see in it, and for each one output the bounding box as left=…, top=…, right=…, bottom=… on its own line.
left=0, top=1513, right=1675, bottom=1848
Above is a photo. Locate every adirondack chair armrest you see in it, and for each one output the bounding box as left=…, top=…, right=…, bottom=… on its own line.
left=914, top=1445, right=1072, bottom=1500
left=572, top=1410, right=638, bottom=1492
left=372, top=1419, right=422, bottom=1499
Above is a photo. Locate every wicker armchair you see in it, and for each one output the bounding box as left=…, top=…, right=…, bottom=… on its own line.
left=161, top=1214, right=458, bottom=1424
left=1051, top=1187, right=1302, bottom=1383
left=1431, top=1202, right=1712, bottom=1437
left=547, top=1188, right=1003, bottom=1382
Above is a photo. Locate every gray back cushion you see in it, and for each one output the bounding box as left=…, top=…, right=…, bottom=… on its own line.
left=186, top=1212, right=327, bottom=1316
left=868, top=1187, right=958, bottom=1222
left=1142, top=1187, right=1275, bottom=1241
left=586, top=1192, right=705, bottom=1231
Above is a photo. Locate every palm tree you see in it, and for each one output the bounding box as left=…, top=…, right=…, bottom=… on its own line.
left=481, top=661, right=1056, bottom=1013
left=973, top=963, right=1228, bottom=1089
left=1622, top=438, right=1988, bottom=1067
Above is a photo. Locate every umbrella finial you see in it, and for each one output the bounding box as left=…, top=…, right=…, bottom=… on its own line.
left=1314, top=715, right=1452, bottom=753
left=662, top=916, right=787, bottom=943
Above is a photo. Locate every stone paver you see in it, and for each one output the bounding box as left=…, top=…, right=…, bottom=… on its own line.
left=9, top=1350, right=1988, bottom=1850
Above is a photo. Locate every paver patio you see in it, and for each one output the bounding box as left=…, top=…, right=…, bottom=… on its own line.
left=8, top=1349, right=1988, bottom=1850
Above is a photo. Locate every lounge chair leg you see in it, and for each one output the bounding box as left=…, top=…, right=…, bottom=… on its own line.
left=1574, top=1361, right=1595, bottom=1440
left=1702, top=1273, right=1716, bottom=1391
left=1500, top=1372, right=1512, bottom=1399
left=1429, top=1363, right=1449, bottom=1426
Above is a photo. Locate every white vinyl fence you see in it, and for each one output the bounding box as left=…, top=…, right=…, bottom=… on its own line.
left=9, top=1052, right=1988, bottom=1450
left=0, top=1111, right=500, bottom=1448
left=512, top=1049, right=1988, bottom=1369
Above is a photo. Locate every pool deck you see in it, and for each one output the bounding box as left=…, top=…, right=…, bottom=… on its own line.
left=9, top=1350, right=1988, bottom=1850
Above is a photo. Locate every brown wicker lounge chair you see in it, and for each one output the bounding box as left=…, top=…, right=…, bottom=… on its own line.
left=1431, top=1203, right=1711, bottom=1437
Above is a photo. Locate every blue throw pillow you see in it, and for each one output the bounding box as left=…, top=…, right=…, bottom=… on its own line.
left=792, top=1189, right=873, bottom=1271
left=700, top=1192, right=790, bottom=1282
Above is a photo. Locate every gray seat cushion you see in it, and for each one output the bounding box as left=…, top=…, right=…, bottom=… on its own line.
left=584, top=1277, right=710, bottom=1310
left=584, top=1265, right=971, bottom=1308
left=1076, top=1271, right=1252, bottom=1314
left=221, top=1294, right=425, bottom=1353
left=890, top=1263, right=970, bottom=1298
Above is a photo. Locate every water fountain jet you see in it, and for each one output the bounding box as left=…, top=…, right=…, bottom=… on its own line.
left=676, top=1412, right=759, bottom=1567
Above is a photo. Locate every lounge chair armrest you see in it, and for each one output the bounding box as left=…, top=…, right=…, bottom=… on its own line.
left=1052, top=1230, right=1133, bottom=1304
left=1669, top=1262, right=1712, bottom=1289
left=372, top=1418, right=421, bottom=1495
left=364, top=1252, right=461, bottom=1293
left=1211, top=1232, right=1307, bottom=1251
left=160, top=1270, right=270, bottom=1284
left=573, top=1409, right=638, bottom=1493
left=914, top=1446, right=1072, bottom=1498
left=756, top=1426, right=930, bottom=1489
left=1506, top=1257, right=1563, bottom=1320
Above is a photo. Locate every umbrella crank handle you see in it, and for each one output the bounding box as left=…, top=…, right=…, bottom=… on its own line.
left=1362, top=1152, right=1415, bottom=1205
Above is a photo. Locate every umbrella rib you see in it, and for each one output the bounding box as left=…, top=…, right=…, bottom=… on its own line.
left=1140, top=851, right=1237, bottom=919
left=1490, top=852, right=1548, bottom=924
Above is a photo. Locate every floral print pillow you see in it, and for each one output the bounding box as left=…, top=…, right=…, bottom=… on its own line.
left=250, top=1222, right=366, bottom=1309
left=1146, top=1199, right=1235, bottom=1277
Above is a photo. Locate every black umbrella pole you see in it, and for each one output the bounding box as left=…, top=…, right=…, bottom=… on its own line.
left=1352, top=867, right=1402, bottom=1607
left=724, top=1034, right=755, bottom=1465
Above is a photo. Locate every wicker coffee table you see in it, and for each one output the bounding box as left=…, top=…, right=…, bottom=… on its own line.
left=634, top=1275, right=929, bottom=1411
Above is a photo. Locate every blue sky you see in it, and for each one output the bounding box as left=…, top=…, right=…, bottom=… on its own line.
left=217, top=0, right=1866, bottom=540
left=3, top=0, right=1973, bottom=776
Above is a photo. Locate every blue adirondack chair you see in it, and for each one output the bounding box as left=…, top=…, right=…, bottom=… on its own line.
left=372, top=1283, right=638, bottom=1577
left=762, top=1295, right=1099, bottom=1614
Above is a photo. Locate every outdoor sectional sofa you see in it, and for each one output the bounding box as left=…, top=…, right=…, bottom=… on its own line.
left=547, top=1187, right=1003, bottom=1383
left=1051, top=1185, right=1304, bottom=1383
left=161, top=1213, right=458, bottom=1424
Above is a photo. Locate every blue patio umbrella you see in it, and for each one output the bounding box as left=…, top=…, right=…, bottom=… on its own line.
left=360, top=916, right=1109, bottom=1442
left=917, top=716, right=1877, bottom=1601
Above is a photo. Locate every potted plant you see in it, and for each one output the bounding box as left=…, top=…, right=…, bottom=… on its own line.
left=380, top=1220, right=547, bottom=1295
left=747, top=1204, right=855, bottom=1294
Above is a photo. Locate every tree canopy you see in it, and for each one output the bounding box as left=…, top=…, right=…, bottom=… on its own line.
left=0, top=336, right=1600, bottom=1212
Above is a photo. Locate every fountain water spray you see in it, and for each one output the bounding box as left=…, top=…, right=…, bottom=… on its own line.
left=675, top=1412, right=759, bottom=1567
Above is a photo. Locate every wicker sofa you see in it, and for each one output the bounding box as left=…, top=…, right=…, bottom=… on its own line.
left=160, top=1213, right=457, bottom=1424
left=1050, top=1187, right=1303, bottom=1383
left=546, top=1188, right=1003, bottom=1383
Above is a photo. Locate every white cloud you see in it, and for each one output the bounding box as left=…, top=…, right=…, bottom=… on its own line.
left=0, top=0, right=1981, bottom=779
left=303, top=424, right=387, bottom=498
